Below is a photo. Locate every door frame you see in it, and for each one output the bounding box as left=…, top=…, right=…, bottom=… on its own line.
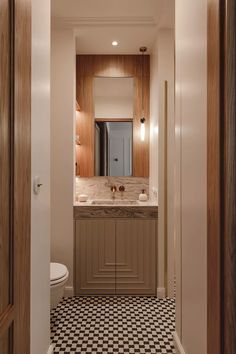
left=208, top=0, right=236, bottom=353
left=14, top=0, right=31, bottom=352
left=0, top=0, right=31, bottom=353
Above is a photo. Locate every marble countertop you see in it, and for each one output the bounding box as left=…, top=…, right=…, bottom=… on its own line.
left=74, top=200, right=158, bottom=207
left=74, top=200, right=158, bottom=219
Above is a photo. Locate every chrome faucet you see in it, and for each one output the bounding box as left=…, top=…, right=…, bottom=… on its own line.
left=110, top=186, right=117, bottom=199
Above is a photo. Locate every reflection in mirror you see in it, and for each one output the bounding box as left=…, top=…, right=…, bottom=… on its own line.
left=94, top=77, right=134, bottom=119
left=95, top=122, right=133, bottom=177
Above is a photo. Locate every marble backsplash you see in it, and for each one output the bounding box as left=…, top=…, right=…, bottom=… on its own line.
left=75, top=177, right=149, bottom=201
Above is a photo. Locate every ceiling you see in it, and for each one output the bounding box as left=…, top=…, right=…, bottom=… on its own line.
left=51, top=0, right=175, bottom=54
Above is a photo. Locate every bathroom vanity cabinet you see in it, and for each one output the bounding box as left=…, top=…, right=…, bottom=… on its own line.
left=74, top=205, right=158, bottom=295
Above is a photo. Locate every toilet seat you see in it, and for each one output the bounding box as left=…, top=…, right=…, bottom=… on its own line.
left=50, top=262, right=69, bottom=286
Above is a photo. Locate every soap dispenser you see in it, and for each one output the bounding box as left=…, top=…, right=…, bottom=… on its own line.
left=139, top=189, right=148, bottom=202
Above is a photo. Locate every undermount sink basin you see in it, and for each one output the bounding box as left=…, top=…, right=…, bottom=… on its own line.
left=91, top=199, right=139, bottom=206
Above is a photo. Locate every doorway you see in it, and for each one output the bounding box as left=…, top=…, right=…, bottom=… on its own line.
left=50, top=0, right=176, bottom=353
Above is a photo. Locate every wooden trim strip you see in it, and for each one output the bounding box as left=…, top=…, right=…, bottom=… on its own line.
left=164, top=80, right=168, bottom=294
left=95, top=118, right=133, bottom=122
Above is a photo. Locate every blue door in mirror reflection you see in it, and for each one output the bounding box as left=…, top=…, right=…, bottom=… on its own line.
left=95, top=122, right=132, bottom=177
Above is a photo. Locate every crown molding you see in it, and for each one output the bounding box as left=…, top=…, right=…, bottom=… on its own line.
left=52, top=16, right=157, bottom=29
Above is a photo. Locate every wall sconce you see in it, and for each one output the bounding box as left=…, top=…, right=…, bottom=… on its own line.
left=140, top=46, right=147, bottom=141
left=76, top=101, right=81, bottom=112
left=75, top=134, right=81, bottom=145
left=140, top=117, right=146, bottom=141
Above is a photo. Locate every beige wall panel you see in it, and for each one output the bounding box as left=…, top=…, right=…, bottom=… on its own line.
left=51, top=28, right=75, bottom=292
left=175, top=0, right=207, bottom=353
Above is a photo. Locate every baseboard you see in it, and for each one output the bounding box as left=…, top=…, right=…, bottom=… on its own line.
left=47, top=344, right=54, bottom=354
left=64, top=286, right=74, bottom=297
left=173, top=332, right=186, bottom=354
left=157, top=287, right=166, bottom=298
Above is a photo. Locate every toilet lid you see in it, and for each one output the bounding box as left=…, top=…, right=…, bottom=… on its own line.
left=50, top=263, right=68, bottom=282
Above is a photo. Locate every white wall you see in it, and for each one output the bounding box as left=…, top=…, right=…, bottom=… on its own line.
left=175, top=0, right=207, bottom=353
left=94, top=77, right=134, bottom=119
left=95, top=96, right=134, bottom=119
left=31, top=0, right=51, bottom=353
left=51, top=28, right=76, bottom=295
left=150, top=29, right=175, bottom=297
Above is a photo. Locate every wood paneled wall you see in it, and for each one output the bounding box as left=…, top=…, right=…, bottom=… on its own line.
left=223, top=0, right=236, bottom=352
left=208, top=0, right=236, bottom=353
left=76, top=55, right=150, bottom=177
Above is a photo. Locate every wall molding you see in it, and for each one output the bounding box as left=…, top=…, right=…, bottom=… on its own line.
left=65, top=286, right=74, bottom=298
left=157, top=287, right=166, bottom=298
left=47, top=344, right=54, bottom=354
left=173, top=332, right=186, bottom=354
left=52, top=16, right=157, bottom=29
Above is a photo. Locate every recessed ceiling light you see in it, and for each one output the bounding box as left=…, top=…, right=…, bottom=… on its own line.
left=112, top=41, right=118, bottom=46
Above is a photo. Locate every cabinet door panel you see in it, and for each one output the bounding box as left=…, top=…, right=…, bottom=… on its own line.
left=75, top=219, right=116, bottom=294
left=116, top=219, right=156, bottom=295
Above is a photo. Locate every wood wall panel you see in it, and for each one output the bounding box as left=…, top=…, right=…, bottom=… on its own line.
left=208, top=0, right=236, bottom=354
left=0, top=0, right=11, bottom=317
left=208, top=0, right=236, bottom=353
left=76, top=55, right=149, bottom=78
left=76, top=55, right=150, bottom=177
left=224, top=0, right=236, bottom=352
left=76, top=76, right=94, bottom=176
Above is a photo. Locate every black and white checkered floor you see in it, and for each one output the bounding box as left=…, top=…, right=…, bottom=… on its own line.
left=51, top=296, right=176, bottom=354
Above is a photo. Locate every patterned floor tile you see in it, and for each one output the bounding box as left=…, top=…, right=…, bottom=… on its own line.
left=51, top=296, right=176, bottom=354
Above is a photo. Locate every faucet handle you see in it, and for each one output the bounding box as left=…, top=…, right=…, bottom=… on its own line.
left=119, top=185, right=125, bottom=192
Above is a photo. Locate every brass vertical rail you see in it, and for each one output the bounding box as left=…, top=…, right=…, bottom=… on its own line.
left=164, top=81, right=168, bottom=294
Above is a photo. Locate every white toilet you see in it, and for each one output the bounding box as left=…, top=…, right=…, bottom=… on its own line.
left=50, top=262, right=69, bottom=310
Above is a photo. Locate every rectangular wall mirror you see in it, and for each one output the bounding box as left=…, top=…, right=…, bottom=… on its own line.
left=76, top=55, right=150, bottom=177
left=94, top=77, right=134, bottom=176
left=95, top=122, right=133, bottom=177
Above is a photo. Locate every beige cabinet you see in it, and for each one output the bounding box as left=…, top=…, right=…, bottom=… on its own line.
left=75, top=218, right=157, bottom=295
left=75, top=219, right=116, bottom=295
left=116, top=219, right=156, bottom=295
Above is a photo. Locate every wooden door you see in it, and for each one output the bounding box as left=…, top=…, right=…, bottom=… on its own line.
left=115, top=219, right=157, bottom=295
left=222, top=0, right=236, bottom=352
left=0, top=0, right=31, bottom=353
left=75, top=219, right=116, bottom=295
left=208, top=0, right=236, bottom=353
left=109, top=136, right=124, bottom=176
